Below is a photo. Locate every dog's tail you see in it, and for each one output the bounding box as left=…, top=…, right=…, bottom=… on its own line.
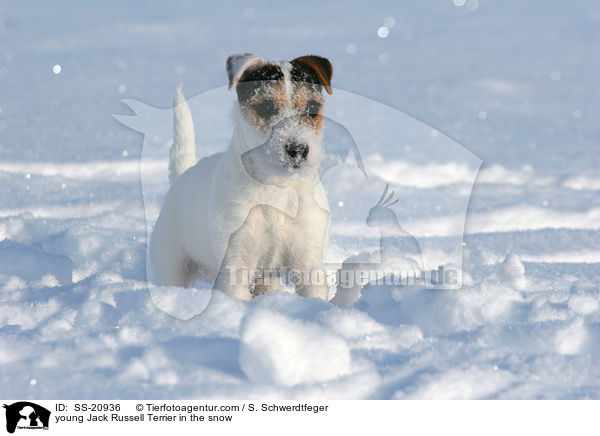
left=169, top=86, right=196, bottom=184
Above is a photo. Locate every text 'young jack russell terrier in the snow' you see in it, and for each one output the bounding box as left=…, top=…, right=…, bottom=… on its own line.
left=149, top=54, right=333, bottom=300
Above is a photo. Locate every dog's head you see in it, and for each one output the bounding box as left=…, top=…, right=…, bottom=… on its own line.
left=227, top=54, right=332, bottom=180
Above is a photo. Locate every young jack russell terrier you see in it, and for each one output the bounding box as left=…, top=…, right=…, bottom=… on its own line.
left=149, top=54, right=333, bottom=300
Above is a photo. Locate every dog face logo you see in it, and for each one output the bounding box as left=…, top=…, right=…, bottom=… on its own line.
left=3, top=402, right=50, bottom=433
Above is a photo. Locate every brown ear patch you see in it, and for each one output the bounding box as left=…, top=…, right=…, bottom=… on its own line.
left=290, top=55, right=333, bottom=94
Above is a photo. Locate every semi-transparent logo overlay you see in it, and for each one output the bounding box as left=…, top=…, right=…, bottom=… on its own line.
left=115, top=86, right=481, bottom=319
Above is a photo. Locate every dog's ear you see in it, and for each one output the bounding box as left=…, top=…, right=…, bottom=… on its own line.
left=290, top=55, right=333, bottom=94
left=226, top=53, right=266, bottom=90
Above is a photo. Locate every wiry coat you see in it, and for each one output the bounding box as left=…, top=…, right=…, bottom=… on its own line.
left=149, top=54, right=333, bottom=300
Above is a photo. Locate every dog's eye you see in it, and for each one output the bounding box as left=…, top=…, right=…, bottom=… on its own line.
left=306, top=100, right=321, bottom=118
left=252, top=100, right=278, bottom=118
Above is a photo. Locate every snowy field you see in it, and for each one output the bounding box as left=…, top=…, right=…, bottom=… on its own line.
left=1, top=1, right=600, bottom=399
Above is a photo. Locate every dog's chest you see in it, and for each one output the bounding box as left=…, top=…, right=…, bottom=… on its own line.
left=252, top=189, right=326, bottom=266
left=256, top=203, right=299, bottom=241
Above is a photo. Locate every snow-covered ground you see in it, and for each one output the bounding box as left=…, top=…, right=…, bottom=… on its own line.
left=1, top=1, right=600, bottom=399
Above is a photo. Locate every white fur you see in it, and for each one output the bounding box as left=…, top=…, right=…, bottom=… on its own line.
left=168, top=86, right=197, bottom=184
left=149, top=61, right=330, bottom=300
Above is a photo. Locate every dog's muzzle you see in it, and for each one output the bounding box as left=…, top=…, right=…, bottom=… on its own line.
left=284, top=141, right=309, bottom=168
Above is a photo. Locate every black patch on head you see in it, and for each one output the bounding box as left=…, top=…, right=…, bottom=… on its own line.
left=236, top=64, right=284, bottom=103
left=290, top=62, right=322, bottom=92
left=252, top=100, right=278, bottom=118
left=306, top=99, right=321, bottom=118
left=290, top=56, right=332, bottom=93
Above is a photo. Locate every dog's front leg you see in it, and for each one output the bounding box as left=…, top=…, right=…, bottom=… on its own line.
left=215, top=236, right=263, bottom=300
left=288, top=221, right=330, bottom=301
left=292, top=265, right=329, bottom=300
left=215, top=239, right=258, bottom=301
left=214, top=258, right=256, bottom=300
left=214, top=206, right=266, bottom=300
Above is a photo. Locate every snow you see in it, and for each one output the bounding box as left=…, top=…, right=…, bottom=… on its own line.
left=239, top=307, right=352, bottom=387
left=1, top=0, right=600, bottom=399
left=501, top=252, right=527, bottom=290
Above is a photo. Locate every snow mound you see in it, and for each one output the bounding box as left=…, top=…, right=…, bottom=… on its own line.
left=239, top=308, right=352, bottom=387
left=395, top=367, right=515, bottom=400
left=0, top=239, right=72, bottom=286
left=148, top=284, right=212, bottom=320
left=501, top=252, right=527, bottom=290
left=568, top=291, right=600, bottom=316
left=554, top=319, right=588, bottom=355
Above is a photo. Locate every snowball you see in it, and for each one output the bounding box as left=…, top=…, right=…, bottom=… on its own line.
left=554, top=319, right=587, bottom=355
left=239, top=309, right=351, bottom=386
left=568, top=294, right=599, bottom=315
left=501, top=252, right=527, bottom=290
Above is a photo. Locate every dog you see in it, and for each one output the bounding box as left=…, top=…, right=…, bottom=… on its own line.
left=149, top=54, right=333, bottom=301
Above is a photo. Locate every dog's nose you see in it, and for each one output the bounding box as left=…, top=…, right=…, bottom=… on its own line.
left=284, top=141, right=309, bottom=160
